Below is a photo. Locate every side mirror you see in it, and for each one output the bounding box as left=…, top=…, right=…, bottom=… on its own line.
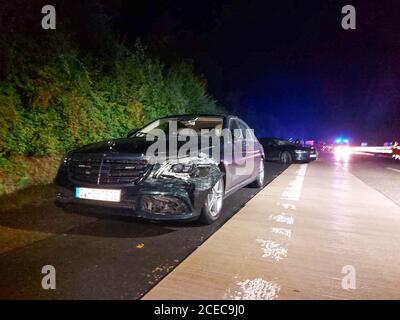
left=127, top=128, right=138, bottom=138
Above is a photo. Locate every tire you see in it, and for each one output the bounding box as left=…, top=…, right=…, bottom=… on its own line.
left=200, top=177, right=225, bottom=224
left=280, top=151, right=292, bottom=164
left=249, top=158, right=265, bottom=188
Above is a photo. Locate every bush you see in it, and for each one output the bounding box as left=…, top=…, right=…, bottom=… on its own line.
left=0, top=37, right=222, bottom=158
left=0, top=2, right=223, bottom=195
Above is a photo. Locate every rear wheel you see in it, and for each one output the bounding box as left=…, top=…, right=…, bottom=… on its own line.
left=280, top=151, right=292, bottom=164
left=200, top=178, right=224, bottom=224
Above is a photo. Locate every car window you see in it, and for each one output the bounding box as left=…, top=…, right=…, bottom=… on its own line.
left=135, top=116, right=224, bottom=137
left=230, top=119, right=243, bottom=140
left=266, top=139, right=275, bottom=146
left=238, top=120, right=255, bottom=141
left=276, top=139, right=293, bottom=146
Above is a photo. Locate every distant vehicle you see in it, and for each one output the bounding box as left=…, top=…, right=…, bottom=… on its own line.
left=321, top=144, right=333, bottom=152
left=259, top=138, right=317, bottom=164
left=333, top=140, right=352, bottom=161
left=318, top=141, right=331, bottom=152
left=304, top=140, right=315, bottom=147
left=55, top=114, right=265, bottom=224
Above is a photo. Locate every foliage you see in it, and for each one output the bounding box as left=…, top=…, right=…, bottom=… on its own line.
left=0, top=39, right=221, bottom=158
left=0, top=1, right=222, bottom=195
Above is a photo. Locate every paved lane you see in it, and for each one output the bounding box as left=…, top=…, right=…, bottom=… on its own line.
left=343, top=152, right=400, bottom=206
left=145, top=154, right=400, bottom=300
left=0, top=162, right=287, bottom=299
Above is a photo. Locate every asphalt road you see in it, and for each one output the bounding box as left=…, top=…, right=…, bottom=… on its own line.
left=0, top=162, right=287, bottom=299
left=144, top=152, right=400, bottom=300
left=344, top=152, right=400, bottom=206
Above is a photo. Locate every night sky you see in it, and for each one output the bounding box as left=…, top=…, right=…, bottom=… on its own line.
left=58, top=1, right=400, bottom=143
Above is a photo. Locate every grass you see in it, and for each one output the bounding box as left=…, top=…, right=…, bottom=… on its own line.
left=0, top=155, right=61, bottom=196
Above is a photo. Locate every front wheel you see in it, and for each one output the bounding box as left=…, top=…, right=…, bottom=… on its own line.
left=200, top=178, right=224, bottom=224
left=280, top=151, right=292, bottom=164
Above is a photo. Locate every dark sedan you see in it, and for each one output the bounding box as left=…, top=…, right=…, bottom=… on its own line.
left=55, top=114, right=265, bottom=224
left=259, top=138, right=317, bottom=164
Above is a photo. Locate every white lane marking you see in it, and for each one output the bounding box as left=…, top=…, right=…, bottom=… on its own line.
left=269, top=214, right=294, bottom=225
left=280, top=164, right=308, bottom=201
left=256, top=239, right=288, bottom=261
left=279, top=203, right=297, bottom=211
left=237, top=165, right=307, bottom=300
left=227, top=278, right=281, bottom=300
left=386, top=167, right=400, bottom=173
left=271, top=227, right=292, bottom=238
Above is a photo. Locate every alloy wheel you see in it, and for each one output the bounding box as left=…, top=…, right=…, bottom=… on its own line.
left=207, top=179, right=224, bottom=217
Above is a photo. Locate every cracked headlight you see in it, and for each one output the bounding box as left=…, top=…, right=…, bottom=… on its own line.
left=154, top=161, right=197, bottom=179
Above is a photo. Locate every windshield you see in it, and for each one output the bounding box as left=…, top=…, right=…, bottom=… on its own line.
left=132, top=116, right=224, bottom=137
left=275, top=139, right=293, bottom=146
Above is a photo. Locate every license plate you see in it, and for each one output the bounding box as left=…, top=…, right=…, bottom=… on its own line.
left=76, top=187, right=121, bottom=202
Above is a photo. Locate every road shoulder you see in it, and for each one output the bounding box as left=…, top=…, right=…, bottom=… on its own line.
left=143, top=161, right=400, bottom=300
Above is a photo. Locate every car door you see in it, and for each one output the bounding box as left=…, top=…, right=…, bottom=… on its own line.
left=237, top=119, right=262, bottom=182
left=261, top=139, right=273, bottom=160
left=264, top=139, right=280, bottom=160
left=225, top=118, right=247, bottom=189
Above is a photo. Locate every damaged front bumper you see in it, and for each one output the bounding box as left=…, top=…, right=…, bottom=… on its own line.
left=55, top=163, right=223, bottom=221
